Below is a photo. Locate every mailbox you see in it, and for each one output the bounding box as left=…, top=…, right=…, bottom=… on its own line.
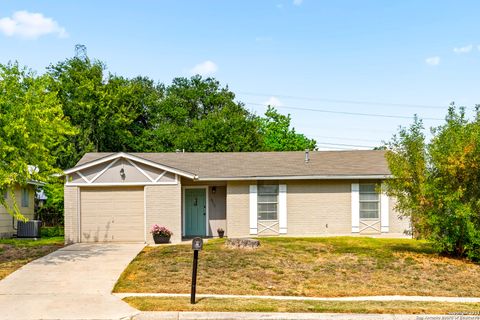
left=190, top=237, right=203, bottom=304
left=192, top=237, right=203, bottom=251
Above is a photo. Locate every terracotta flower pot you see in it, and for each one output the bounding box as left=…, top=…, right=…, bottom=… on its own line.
left=153, top=234, right=171, bottom=244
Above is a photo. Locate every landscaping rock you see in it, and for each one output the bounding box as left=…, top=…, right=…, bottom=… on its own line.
left=226, top=238, right=260, bottom=249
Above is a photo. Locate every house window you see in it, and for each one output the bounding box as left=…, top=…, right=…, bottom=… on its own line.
left=257, top=185, right=278, bottom=220
left=359, top=184, right=379, bottom=219
left=21, top=188, right=29, bottom=207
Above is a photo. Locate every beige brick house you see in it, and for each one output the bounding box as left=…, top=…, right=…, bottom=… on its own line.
left=63, top=150, right=410, bottom=244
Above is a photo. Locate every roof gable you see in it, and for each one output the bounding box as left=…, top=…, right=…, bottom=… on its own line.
left=64, top=152, right=196, bottom=179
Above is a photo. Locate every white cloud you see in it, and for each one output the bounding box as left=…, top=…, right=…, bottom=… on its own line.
left=0, top=11, right=68, bottom=39
left=189, top=60, right=218, bottom=76
left=264, top=96, right=283, bottom=107
left=453, top=44, right=473, bottom=54
left=425, top=56, right=440, bottom=66
left=293, top=0, right=303, bottom=5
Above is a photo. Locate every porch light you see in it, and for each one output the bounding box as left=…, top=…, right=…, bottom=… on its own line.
left=120, top=168, right=126, bottom=180
left=212, top=186, right=216, bottom=194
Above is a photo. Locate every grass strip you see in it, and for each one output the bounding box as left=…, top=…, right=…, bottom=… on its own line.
left=124, top=296, right=480, bottom=314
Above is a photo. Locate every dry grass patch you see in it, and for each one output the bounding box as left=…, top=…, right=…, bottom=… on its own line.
left=114, top=237, right=480, bottom=297
left=0, top=237, right=64, bottom=280
left=124, top=297, right=480, bottom=314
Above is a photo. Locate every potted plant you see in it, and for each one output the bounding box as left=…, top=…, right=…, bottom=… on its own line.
left=217, top=227, right=225, bottom=238
left=150, top=224, right=173, bottom=244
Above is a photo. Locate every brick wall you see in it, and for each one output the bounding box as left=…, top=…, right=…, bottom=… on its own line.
left=64, top=186, right=79, bottom=243
left=145, top=184, right=182, bottom=244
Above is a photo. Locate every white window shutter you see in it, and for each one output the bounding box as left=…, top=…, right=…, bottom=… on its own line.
left=351, top=183, right=360, bottom=233
left=381, top=184, right=389, bottom=233
left=278, top=184, right=287, bottom=234
left=249, top=185, right=258, bottom=235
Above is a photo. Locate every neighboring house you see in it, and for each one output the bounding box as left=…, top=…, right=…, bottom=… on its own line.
left=0, top=183, right=37, bottom=238
left=63, top=150, right=410, bottom=244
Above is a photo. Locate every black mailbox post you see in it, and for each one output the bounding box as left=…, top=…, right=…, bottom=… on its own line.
left=190, top=237, right=203, bottom=304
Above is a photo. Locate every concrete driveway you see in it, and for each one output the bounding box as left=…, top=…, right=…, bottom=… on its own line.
left=0, top=243, right=145, bottom=320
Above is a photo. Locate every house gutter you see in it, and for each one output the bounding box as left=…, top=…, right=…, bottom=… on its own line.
left=195, top=175, right=392, bottom=181
left=27, top=180, right=46, bottom=186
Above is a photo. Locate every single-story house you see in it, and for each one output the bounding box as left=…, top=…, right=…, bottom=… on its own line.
left=63, top=150, right=410, bottom=244
left=0, top=183, right=38, bottom=238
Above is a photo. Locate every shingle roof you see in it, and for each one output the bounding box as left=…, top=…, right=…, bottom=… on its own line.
left=74, top=150, right=390, bottom=180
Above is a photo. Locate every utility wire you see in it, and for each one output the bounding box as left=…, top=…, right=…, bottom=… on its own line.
left=311, top=135, right=383, bottom=143
left=316, top=144, right=369, bottom=150
left=238, top=91, right=447, bottom=110
left=245, top=102, right=444, bottom=121
left=316, top=142, right=377, bottom=148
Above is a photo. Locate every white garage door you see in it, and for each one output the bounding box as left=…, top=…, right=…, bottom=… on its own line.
left=80, top=187, right=144, bottom=242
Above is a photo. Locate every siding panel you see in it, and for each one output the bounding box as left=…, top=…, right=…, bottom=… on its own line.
left=0, top=185, right=35, bottom=238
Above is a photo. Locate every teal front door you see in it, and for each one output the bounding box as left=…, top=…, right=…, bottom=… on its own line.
left=185, top=188, right=207, bottom=237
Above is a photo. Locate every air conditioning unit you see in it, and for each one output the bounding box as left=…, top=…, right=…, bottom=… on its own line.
left=17, top=220, right=42, bottom=238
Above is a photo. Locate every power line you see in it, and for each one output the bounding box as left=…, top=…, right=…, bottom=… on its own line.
left=312, top=125, right=396, bottom=134
left=316, top=142, right=377, bottom=148
left=316, top=146, right=354, bottom=150
left=245, top=102, right=444, bottom=121
left=311, top=135, right=383, bottom=143
left=316, top=144, right=370, bottom=150
left=238, top=91, right=447, bottom=110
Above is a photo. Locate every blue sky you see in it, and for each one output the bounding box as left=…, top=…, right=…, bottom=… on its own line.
left=1, top=0, right=479, bottom=149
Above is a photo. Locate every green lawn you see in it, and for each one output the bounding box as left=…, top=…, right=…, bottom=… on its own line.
left=124, top=297, right=480, bottom=314
left=0, top=236, right=64, bottom=280
left=115, top=237, right=480, bottom=297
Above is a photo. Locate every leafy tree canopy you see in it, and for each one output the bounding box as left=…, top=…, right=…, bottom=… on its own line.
left=142, top=76, right=264, bottom=152
left=384, top=105, right=480, bottom=261
left=47, top=57, right=164, bottom=168
left=260, top=106, right=316, bottom=151
left=0, top=63, right=74, bottom=219
left=47, top=58, right=274, bottom=168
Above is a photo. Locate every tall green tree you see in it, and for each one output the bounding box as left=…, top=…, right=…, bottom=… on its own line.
left=47, top=53, right=316, bottom=167
left=101, top=75, right=164, bottom=152
left=260, top=106, right=317, bottom=151
left=384, top=105, right=480, bottom=260
left=0, top=63, right=74, bottom=219
left=47, top=56, right=105, bottom=168
left=47, top=57, right=163, bottom=168
left=384, top=116, right=427, bottom=237
left=142, top=76, right=264, bottom=152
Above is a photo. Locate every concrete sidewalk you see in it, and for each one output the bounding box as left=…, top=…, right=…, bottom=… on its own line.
left=115, top=292, right=480, bottom=303
left=0, top=243, right=144, bottom=320
left=134, top=311, right=480, bottom=320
